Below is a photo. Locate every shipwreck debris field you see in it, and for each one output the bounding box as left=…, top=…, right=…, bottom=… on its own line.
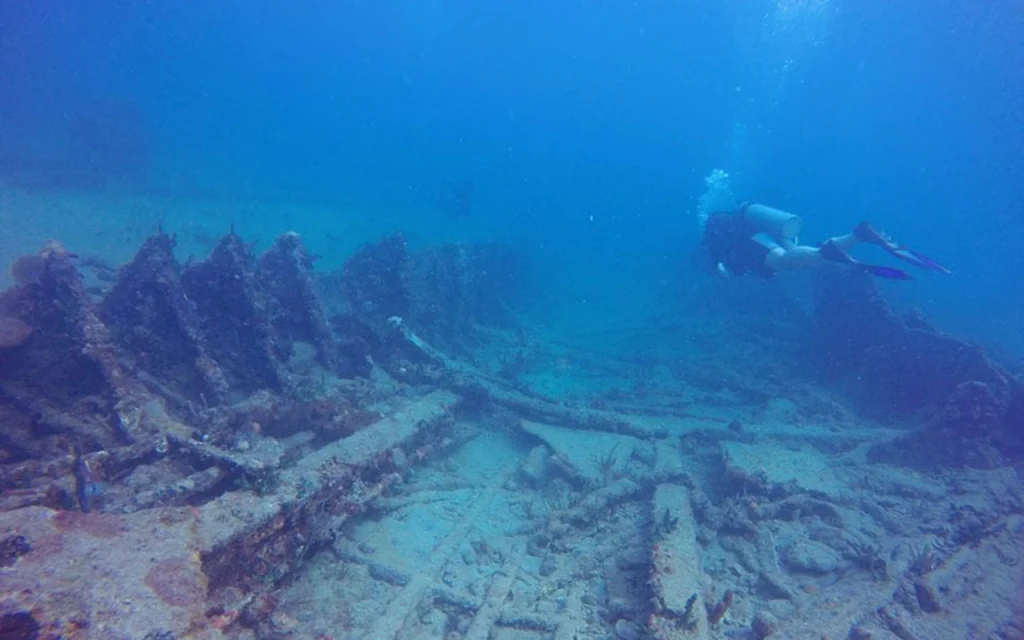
left=1, top=229, right=1022, bottom=640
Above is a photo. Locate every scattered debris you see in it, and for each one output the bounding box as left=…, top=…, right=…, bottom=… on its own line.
left=0, top=233, right=1021, bottom=639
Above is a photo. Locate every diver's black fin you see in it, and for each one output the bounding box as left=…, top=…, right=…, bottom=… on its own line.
left=819, top=239, right=855, bottom=264
left=890, top=247, right=952, bottom=275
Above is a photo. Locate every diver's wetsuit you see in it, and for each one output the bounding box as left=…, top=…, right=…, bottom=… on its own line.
left=702, top=207, right=776, bottom=278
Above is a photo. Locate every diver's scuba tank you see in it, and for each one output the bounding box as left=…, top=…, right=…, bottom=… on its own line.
left=739, top=203, right=803, bottom=241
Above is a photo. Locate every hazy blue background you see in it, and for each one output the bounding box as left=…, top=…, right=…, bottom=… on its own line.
left=1, top=1, right=1022, bottom=355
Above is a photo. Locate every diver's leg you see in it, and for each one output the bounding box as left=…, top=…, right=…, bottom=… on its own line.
left=826, top=223, right=894, bottom=252
left=763, top=228, right=919, bottom=279
left=752, top=232, right=825, bottom=271
left=763, top=233, right=869, bottom=271
left=829, top=232, right=860, bottom=250
left=764, top=245, right=825, bottom=271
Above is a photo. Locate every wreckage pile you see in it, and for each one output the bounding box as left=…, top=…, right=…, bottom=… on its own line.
left=0, top=228, right=1022, bottom=640
left=0, top=227, right=527, bottom=637
left=812, top=267, right=1024, bottom=468
left=0, top=229, right=523, bottom=511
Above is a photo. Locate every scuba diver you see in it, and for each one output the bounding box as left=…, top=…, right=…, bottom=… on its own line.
left=702, top=202, right=951, bottom=280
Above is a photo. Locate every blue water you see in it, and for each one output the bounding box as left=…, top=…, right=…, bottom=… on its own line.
left=3, top=5, right=1024, bottom=637
left=1, top=0, right=1022, bottom=353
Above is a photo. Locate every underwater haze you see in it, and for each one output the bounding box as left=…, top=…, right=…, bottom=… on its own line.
left=2, top=3, right=1024, bottom=638
left=3, top=1, right=1021, bottom=351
